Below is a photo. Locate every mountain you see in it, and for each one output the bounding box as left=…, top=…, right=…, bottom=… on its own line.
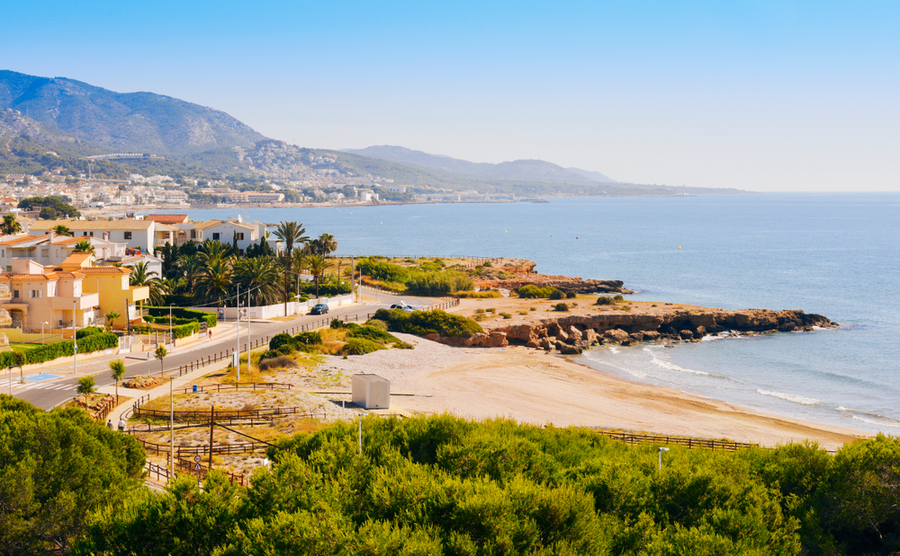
left=0, top=70, right=265, bottom=155
left=343, top=145, right=617, bottom=184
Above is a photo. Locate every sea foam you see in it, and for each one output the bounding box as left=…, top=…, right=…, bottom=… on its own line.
left=757, top=389, right=819, bottom=406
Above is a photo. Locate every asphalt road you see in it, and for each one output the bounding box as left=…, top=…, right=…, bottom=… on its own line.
left=6, top=291, right=434, bottom=411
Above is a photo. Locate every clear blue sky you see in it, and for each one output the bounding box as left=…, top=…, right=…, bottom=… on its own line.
left=4, top=1, right=898, bottom=191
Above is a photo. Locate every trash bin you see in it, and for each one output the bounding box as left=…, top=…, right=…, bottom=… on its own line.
left=192, top=385, right=198, bottom=393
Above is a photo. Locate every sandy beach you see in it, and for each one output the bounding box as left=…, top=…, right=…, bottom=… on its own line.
left=325, top=333, right=866, bottom=451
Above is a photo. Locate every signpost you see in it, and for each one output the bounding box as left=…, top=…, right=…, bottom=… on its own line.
left=194, top=455, right=202, bottom=487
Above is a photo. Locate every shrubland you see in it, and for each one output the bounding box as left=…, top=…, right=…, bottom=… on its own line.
left=67, top=414, right=900, bottom=555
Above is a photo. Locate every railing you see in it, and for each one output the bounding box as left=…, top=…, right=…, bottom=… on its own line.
left=593, top=429, right=757, bottom=452
left=93, top=395, right=120, bottom=422
left=175, top=456, right=246, bottom=487
left=135, top=404, right=319, bottom=423
left=145, top=461, right=172, bottom=483
left=174, top=382, right=293, bottom=395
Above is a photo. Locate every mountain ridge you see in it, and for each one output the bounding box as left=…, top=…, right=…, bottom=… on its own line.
left=0, top=70, right=265, bottom=155
left=343, top=145, right=618, bottom=184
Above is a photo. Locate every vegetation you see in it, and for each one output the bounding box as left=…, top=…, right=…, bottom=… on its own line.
left=0, top=332, right=118, bottom=368
left=0, top=396, right=145, bottom=555
left=596, top=296, right=616, bottom=305
left=357, top=257, right=474, bottom=296
left=373, top=308, right=483, bottom=338
left=18, top=195, right=80, bottom=218
left=554, top=302, right=570, bottom=311
left=515, top=284, right=563, bottom=299
left=457, top=289, right=503, bottom=298
left=109, top=359, right=126, bottom=400
left=76, top=376, right=96, bottom=395
left=68, top=414, right=900, bottom=555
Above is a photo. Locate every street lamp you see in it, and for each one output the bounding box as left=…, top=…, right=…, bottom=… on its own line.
left=42, top=321, right=48, bottom=345
left=658, top=447, right=670, bottom=471
left=169, top=304, right=173, bottom=353
left=73, top=299, right=77, bottom=375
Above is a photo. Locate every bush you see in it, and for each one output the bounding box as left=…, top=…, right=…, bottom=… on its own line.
left=145, top=306, right=217, bottom=328
left=554, top=303, right=569, bottom=312
left=131, top=324, right=152, bottom=334
left=515, top=284, right=556, bottom=298
left=276, top=344, right=294, bottom=356
left=259, top=350, right=279, bottom=361
left=614, top=294, right=625, bottom=302
left=269, top=333, right=294, bottom=352
left=330, top=319, right=344, bottom=329
left=172, top=322, right=200, bottom=339
left=0, top=332, right=119, bottom=368
left=549, top=289, right=565, bottom=300
left=348, top=325, right=404, bottom=345
left=456, top=290, right=503, bottom=298
left=76, top=326, right=102, bottom=339
left=293, top=332, right=322, bottom=345
left=365, top=319, right=388, bottom=331
left=596, top=296, right=616, bottom=305
left=341, top=337, right=386, bottom=355
left=404, top=269, right=473, bottom=296
left=357, top=258, right=410, bottom=283
left=258, top=356, right=298, bottom=371
left=373, top=308, right=482, bottom=338
left=566, top=291, right=576, bottom=299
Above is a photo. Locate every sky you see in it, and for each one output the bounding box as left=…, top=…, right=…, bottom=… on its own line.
left=2, top=1, right=898, bottom=192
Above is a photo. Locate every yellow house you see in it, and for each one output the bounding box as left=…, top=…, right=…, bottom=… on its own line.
left=69, top=256, right=150, bottom=329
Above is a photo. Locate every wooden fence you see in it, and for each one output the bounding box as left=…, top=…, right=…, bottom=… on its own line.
left=134, top=405, right=323, bottom=423
left=593, top=429, right=757, bottom=452
left=175, top=456, right=247, bottom=487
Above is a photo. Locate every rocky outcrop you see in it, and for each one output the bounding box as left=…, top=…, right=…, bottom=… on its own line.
left=478, top=309, right=837, bottom=352
left=476, top=276, right=633, bottom=294
left=427, top=331, right=509, bottom=348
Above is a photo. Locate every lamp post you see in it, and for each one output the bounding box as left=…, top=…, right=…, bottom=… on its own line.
left=658, top=447, right=669, bottom=471
left=73, top=299, right=77, bottom=375
left=246, top=287, right=251, bottom=376
left=169, top=304, right=173, bottom=353
left=169, top=376, right=174, bottom=482
left=41, top=321, right=48, bottom=345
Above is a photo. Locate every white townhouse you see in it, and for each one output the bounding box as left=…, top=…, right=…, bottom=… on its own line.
left=0, top=232, right=127, bottom=271
left=29, top=218, right=178, bottom=252
left=175, top=217, right=281, bottom=254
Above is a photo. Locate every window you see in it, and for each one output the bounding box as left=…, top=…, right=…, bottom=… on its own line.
left=124, top=231, right=132, bottom=240
left=83, top=232, right=89, bottom=236
left=212, top=233, right=220, bottom=240
left=30, top=289, right=42, bottom=298
left=13, top=290, right=18, bottom=298
left=236, top=233, right=244, bottom=240
left=190, top=230, right=197, bottom=239
left=41, top=249, right=49, bottom=257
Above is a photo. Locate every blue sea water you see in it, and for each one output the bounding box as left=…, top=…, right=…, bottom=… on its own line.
left=166, top=193, right=900, bottom=434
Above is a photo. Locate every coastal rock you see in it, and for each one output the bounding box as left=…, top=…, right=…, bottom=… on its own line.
left=541, top=337, right=554, bottom=351
left=557, top=343, right=583, bottom=355
left=554, top=327, right=569, bottom=343
left=679, top=329, right=694, bottom=340
left=603, top=329, right=631, bottom=345
left=584, top=329, right=599, bottom=345
left=567, top=325, right=583, bottom=343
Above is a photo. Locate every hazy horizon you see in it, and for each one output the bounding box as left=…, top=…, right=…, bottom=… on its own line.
left=3, top=1, right=898, bottom=193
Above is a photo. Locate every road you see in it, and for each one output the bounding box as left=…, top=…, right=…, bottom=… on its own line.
left=5, top=291, right=435, bottom=411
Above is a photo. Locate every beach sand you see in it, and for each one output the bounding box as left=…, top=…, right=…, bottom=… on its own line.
left=325, top=333, right=866, bottom=451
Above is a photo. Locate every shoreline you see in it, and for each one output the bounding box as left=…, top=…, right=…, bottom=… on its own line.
left=323, top=333, right=867, bottom=452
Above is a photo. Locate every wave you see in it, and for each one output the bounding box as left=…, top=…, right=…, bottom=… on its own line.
left=851, top=415, right=900, bottom=430
left=648, top=352, right=709, bottom=376
left=756, top=389, right=819, bottom=406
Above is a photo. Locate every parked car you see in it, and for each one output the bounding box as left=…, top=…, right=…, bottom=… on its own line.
left=390, top=302, right=418, bottom=312
left=309, top=303, right=329, bottom=315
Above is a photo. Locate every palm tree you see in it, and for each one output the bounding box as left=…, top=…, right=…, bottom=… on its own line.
left=309, top=233, right=337, bottom=256
left=104, top=311, right=119, bottom=332
left=76, top=376, right=96, bottom=395
left=0, top=214, right=22, bottom=235
left=306, top=254, right=332, bottom=298
left=177, top=255, right=204, bottom=297
left=233, top=257, right=282, bottom=305
left=197, top=258, right=232, bottom=305
left=198, top=240, right=231, bottom=267
left=154, top=346, right=167, bottom=375
left=273, top=221, right=309, bottom=314
left=74, top=239, right=94, bottom=254
left=53, top=224, right=72, bottom=237
left=128, top=261, right=167, bottom=306
left=109, top=359, right=126, bottom=401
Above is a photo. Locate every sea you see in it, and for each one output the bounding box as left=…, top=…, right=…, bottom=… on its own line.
left=161, top=193, right=900, bottom=435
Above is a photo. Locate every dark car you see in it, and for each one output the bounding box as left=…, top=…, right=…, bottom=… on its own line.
left=309, top=303, right=329, bottom=315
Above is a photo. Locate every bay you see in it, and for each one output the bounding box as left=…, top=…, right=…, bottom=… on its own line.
left=161, top=192, right=900, bottom=434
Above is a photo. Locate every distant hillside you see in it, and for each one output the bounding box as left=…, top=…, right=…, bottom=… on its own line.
left=0, top=70, right=265, bottom=155
left=344, top=145, right=617, bottom=184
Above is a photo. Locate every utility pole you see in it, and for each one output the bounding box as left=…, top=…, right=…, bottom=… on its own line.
left=236, top=285, right=240, bottom=381
left=208, top=405, right=215, bottom=470
left=247, top=287, right=251, bottom=375
left=169, top=305, right=173, bottom=353
left=170, top=377, right=175, bottom=481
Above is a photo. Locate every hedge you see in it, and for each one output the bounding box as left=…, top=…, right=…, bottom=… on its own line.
left=0, top=332, right=118, bottom=368
left=172, top=322, right=200, bottom=339
left=145, top=306, right=216, bottom=328
left=76, top=326, right=103, bottom=339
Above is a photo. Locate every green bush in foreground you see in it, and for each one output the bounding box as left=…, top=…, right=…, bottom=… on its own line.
left=596, top=296, right=616, bottom=305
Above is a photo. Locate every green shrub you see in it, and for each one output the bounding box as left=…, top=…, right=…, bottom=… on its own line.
left=259, top=350, right=279, bottom=361
left=549, top=289, right=565, bottom=300
left=293, top=332, right=322, bottom=345
left=330, top=319, right=344, bottom=329
left=348, top=325, right=405, bottom=346
left=596, top=296, right=616, bottom=305
left=341, top=338, right=386, bottom=355
left=566, top=291, right=576, bottom=299
left=404, top=269, right=473, bottom=296
left=76, top=326, right=102, bottom=339
left=500, top=312, right=512, bottom=319
left=515, top=284, right=556, bottom=298
left=357, top=258, right=410, bottom=283
left=142, top=315, right=195, bottom=326
left=0, top=332, right=119, bottom=368
left=269, top=333, right=294, bottom=352
left=276, top=344, right=294, bottom=356
left=373, top=308, right=482, bottom=338
left=614, top=294, right=625, bottom=302
left=131, top=324, right=152, bottom=334
left=456, top=290, right=503, bottom=298
left=554, top=303, right=569, bottom=312
left=145, top=306, right=216, bottom=328
left=365, top=319, right=388, bottom=331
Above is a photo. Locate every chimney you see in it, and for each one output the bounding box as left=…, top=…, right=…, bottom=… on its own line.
left=49, top=230, right=54, bottom=242
left=102, top=231, right=110, bottom=241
